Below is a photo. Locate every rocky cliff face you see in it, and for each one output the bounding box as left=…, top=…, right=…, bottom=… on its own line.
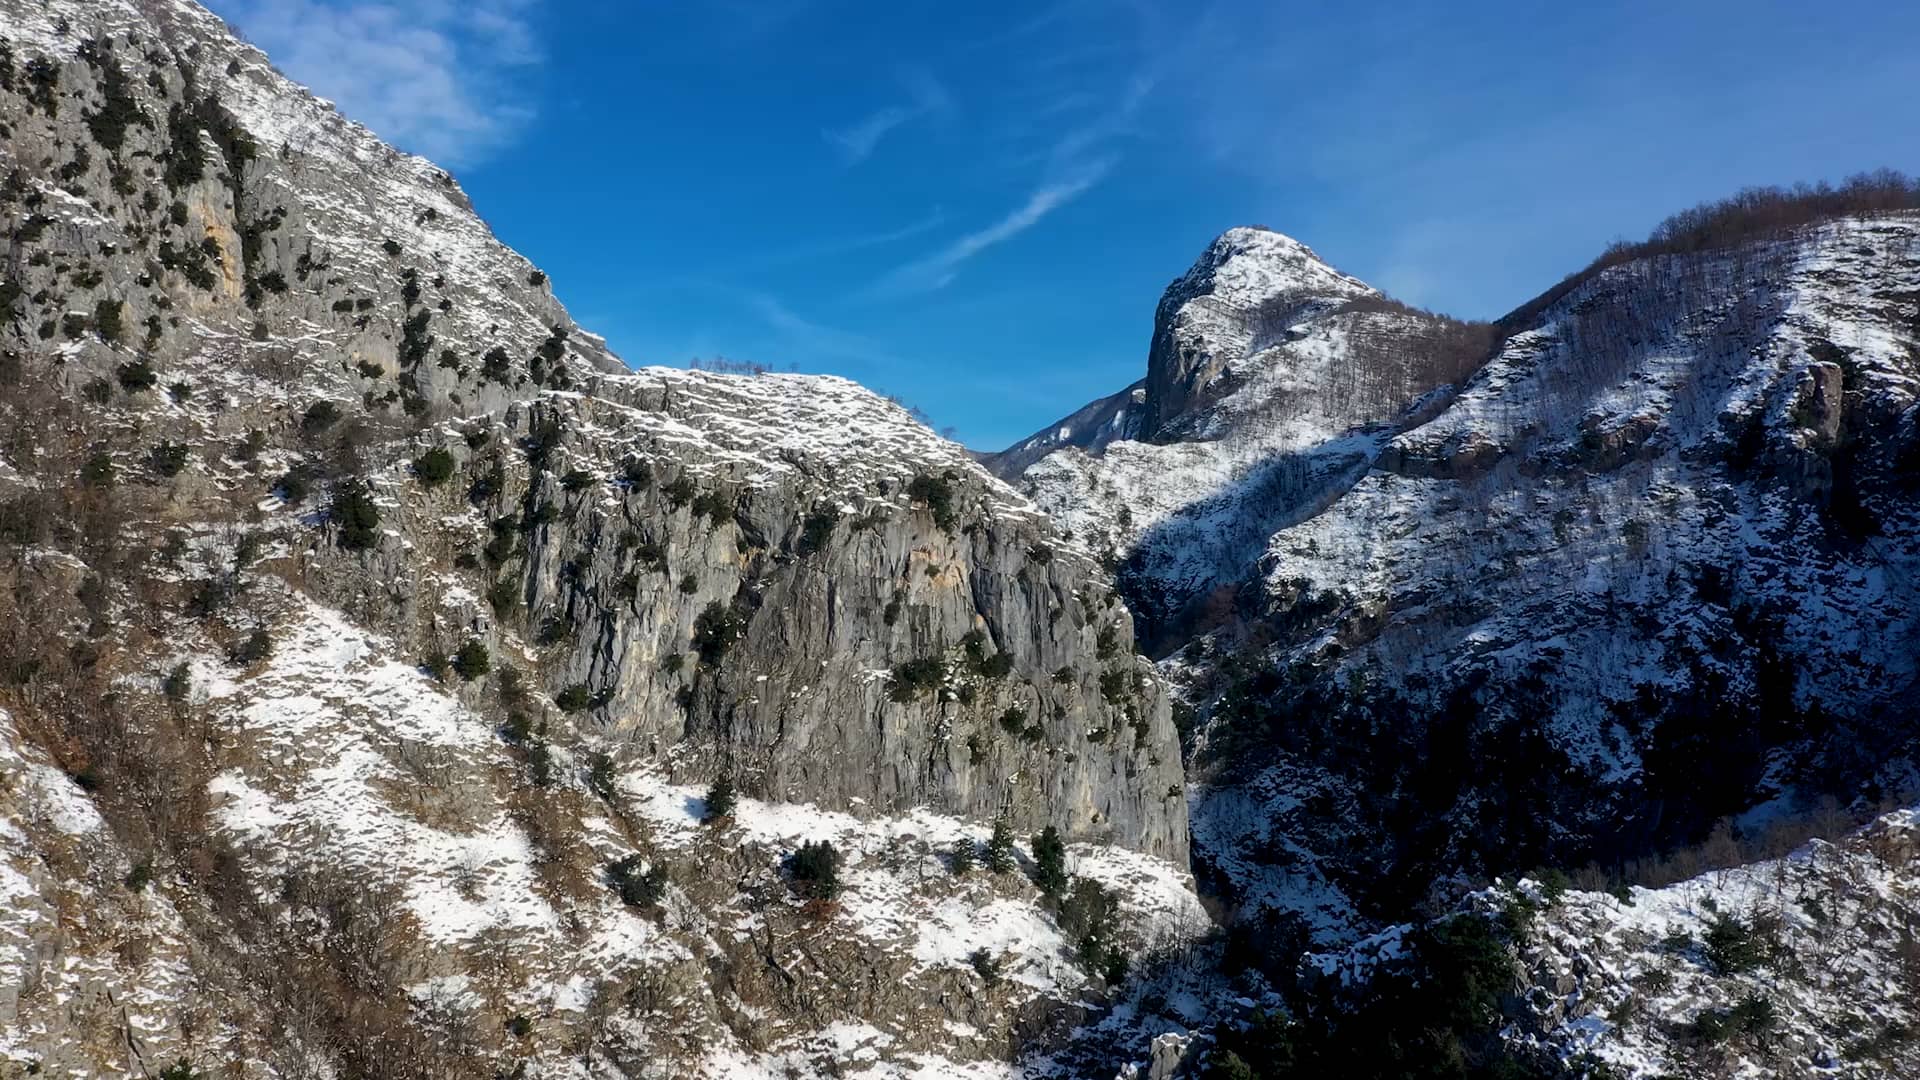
left=303, top=370, right=1187, bottom=861
left=1137, top=227, right=1378, bottom=441
left=0, top=1, right=1193, bottom=1076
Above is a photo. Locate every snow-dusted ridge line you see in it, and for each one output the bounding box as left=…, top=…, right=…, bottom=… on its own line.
left=3, top=0, right=622, bottom=408
left=582, top=367, right=1047, bottom=506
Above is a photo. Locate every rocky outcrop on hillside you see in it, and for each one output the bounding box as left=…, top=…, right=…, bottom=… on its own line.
left=0, top=1, right=1194, bottom=1075
left=299, top=370, right=1187, bottom=862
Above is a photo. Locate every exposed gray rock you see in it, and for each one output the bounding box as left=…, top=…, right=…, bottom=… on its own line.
left=0, top=2, right=1194, bottom=1076
left=297, top=374, right=1187, bottom=861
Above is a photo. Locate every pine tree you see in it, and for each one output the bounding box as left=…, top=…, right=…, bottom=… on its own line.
left=230, top=627, right=272, bottom=666
left=607, top=854, right=665, bottom=908
left=412, top=447, right=455, bottom=487
left=986, top=810, right=1017, bottom=874
left=950, top=839, right=976, bottom=875
left=451, top=639, right=490, bottom=680
left=587, top=752, right=617, bottom=800
left=1214, top=1051, right=1257, bottom=1080
left=162, top=663, right=191, bottom=701
left=789, top=839, right=841, bottom=900
left=703, top=774, right=736, bottom=822
left=330, top=477, right=382, bottom=551
left=1031, top=825, right=1068, bottom=898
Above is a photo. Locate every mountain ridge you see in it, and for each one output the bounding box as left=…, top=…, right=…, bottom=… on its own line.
left=0, top=2, right=1197, bottom=1075
left=994, top=192, right=1920, bottom=923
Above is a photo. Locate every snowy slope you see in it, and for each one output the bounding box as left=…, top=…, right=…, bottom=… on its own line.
left=1517, top=803, right=1920, bottom=1078
left=0, top=572, right=1202, bottom=1077
left=1249, top=216, right=1918, bottom=743
left=997, top=212, right=1920, bottom=958
left=0, top=707, right=208, bottom=1075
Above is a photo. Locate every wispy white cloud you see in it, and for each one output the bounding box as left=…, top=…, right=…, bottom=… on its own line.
left=1046, top=74, right=1154, bottom=170
left=861, top=51, right=1149, bottom=299
left=870, top=159, right=1113, bottom=296
left=824, top=68, right=954, bottom=164
left=210, top=0, right=542, bottom=166
left=826, top=105, right=914, bottom=164
left=733, top=209, right=947, bottom=272
left=745, top=291, right=897, bottom=368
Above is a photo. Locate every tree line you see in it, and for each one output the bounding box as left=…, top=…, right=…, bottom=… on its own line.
left=1505, top=169, right=1920, bottom=329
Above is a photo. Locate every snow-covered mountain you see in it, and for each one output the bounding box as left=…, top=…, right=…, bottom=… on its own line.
left=998, top=200, right=1920, bottom=983
left=996, top=198, right=1920, bottom=1077
left=0, top=2, right=1196, bottom=1075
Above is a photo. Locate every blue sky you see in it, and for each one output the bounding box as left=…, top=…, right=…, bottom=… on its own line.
left=207, top=0, right=1920, bottom=449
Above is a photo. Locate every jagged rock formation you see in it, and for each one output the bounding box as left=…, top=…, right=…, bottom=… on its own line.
left=0, top=1, right=1193, bottom=1075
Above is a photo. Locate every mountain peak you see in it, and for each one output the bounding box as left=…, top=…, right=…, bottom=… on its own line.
left=1138, top=226, right=1376, bottom=438
left=985, top=226, right=1383, bottom=473
left=1177, top=225, right=1375, bottom=316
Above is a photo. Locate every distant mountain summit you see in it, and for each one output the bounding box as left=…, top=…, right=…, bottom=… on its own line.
left=989, top=226, right=1380, bottom=475
left=992, top=225, right=1488, bottom=646
left=1139, top=226, right=1379, bottom=439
